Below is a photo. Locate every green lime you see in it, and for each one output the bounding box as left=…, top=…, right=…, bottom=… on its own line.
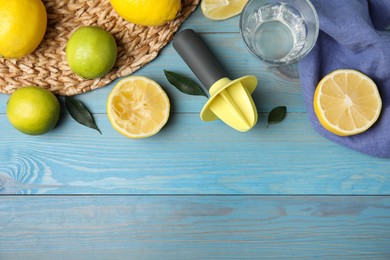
left=66, top=26, right=117, bottom=79
left=6, top=86, right=60, bottom=135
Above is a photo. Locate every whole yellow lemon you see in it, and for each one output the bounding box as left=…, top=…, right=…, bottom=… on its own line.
left=0, top=0, right=47, bottom=59
left=7, top=86, right=60, bottom=135
left=109, top=0, right=181, bottom=26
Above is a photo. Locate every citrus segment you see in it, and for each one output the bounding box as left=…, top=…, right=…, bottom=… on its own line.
left=0, top=0, right=47, bottom=58
left=313, top=69, right=382, bottom=136
left=201, top=0, right=248, bottom=20
left=109, top=0, right=181, bottom=26
left=107, top=76, right=170, bottom=138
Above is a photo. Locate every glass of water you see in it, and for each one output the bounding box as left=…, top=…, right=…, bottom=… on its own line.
left=240, top=0, right=319, bottom=66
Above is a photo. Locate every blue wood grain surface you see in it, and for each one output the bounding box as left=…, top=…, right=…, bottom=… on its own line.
left=1, top=5, right=390, bottom=259
left=1, top=112, right=389, bottom=195
left=0, top=8, right=389, bottom=195
left=1, top=196, right=390, bottom=260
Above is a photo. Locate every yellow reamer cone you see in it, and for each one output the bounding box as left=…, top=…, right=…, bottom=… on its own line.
left=173, top=29, right=258, bottom=132
left=201, top=76, right=257, bottom=132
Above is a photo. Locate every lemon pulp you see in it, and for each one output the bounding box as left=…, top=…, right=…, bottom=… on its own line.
left=107, top=76, right=170, bottom=138
left=313, top=69, right=382, bottom=136
left=201, top=0, right=248, bottom=20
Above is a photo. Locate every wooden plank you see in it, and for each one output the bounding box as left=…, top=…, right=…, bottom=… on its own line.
left=0, top=33, right=304, bottom=114
left=1, top=113, right=389, bottom=195
left=1, top=195, right=390, bottom=259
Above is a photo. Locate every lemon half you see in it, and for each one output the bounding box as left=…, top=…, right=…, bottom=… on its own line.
left=201, top=0, right=248, bottom=20
left=107, top=76, right=170, bottom=138
left=313, top=69, right=382, bottom=136
left=109, top=0, right=181, bottom=26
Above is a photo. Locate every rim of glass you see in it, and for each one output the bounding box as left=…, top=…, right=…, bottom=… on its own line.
left=239, top=0, right=319, bottom=66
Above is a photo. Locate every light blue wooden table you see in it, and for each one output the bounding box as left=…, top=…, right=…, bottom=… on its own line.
left=1, top=6, right=390, bottom=260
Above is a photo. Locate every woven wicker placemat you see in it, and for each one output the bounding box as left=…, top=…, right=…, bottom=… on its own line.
left=0, top=0, right=199, bottom=96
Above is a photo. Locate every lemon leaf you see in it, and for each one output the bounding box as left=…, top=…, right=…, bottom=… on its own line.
left=268, top=106, right=287, bottom=125
left=164, top=70, right=209, bottom=98
left=65, top=96, right=101, bottom=134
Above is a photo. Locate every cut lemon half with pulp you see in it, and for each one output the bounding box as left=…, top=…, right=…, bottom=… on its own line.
left=313, top=69, right=382, bottom=136
left=107, top=76, right=170, bottom=138
left=201, top=0, right=248, bottom=20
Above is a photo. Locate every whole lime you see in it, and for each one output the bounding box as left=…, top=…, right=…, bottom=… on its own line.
left=6, top=86, right=60, bottom=135
left=66, top=26, right=117, bottom=79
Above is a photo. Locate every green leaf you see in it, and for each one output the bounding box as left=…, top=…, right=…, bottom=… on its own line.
left=65, top=96, right=101, bottom=134
left=164, top=70, right=209, bottom=98
left=268, top=106, right=287, bottom=125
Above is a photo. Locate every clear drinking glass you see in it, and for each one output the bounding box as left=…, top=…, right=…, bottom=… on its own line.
left=239, top=0, right=319, bottom=66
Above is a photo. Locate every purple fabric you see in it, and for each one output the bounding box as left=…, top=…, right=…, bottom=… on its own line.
left=298, top=0, right=390, bottom=158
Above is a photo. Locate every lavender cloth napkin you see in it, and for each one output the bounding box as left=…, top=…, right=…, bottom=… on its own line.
left=298, top=0, right=390, bottom=158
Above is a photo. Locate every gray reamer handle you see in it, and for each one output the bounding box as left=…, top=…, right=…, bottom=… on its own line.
left=172, top=29, right=227, bottom=90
